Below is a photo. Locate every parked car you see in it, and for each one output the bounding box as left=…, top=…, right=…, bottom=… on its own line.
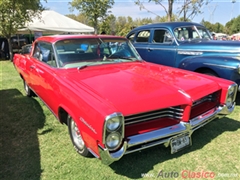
left=13, top=34, right=237, bottom=165
left=126, top=22, right=240, bottom=92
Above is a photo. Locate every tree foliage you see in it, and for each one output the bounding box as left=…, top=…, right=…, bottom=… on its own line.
left=135, top=0, right=174, bottom=21
left=66, top=13, right=90, bottom=26
left=201, top=16, right=240, bottom=35
left=134, top=0, right=210, bottom=22
left=69, top=0, right=114, bottom=34
left=0, top=0, right=45, bottom=60
left=99, top=14, right=116, bottom=35
left=177, top=0, right=211, bottom=21
left=225, top=16, right=240, bottom=34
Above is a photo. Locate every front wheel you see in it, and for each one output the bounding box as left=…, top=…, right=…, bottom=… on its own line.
left=23, top=80, right=34, bottom=97
left=200, top=69, right=218, bottom=77
left=67, top=116, right=92, bottom=157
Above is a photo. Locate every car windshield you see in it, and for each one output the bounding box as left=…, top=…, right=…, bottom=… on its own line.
left=54, top=38, right=142, bottom=68
left=173, top=25, right=211, bottom=42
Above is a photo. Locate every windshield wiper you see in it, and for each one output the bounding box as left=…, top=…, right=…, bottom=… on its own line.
left=77, top=62, right=97, bottom=70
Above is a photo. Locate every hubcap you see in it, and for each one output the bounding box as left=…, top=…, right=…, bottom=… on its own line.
left=24, top=82, right=29, bottom=93
left=71, top=120, right=84, bottom=150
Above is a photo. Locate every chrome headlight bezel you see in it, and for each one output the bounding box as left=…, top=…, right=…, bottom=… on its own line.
left=237, top=63, right=240, bottom=74
left=225, top=84, right=237, bottom=109
left=103, top=112, right=124, bottom=151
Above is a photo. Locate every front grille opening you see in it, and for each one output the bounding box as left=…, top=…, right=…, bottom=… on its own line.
left=125, top=118, right=180, bottom=137
left=190, top=90, right=220, bottom=119
left=124, top=106, right=184, bottom=137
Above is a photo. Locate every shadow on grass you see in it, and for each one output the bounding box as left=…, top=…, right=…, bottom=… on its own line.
left=0, top=89, right=46, bottom=180
left=110, top=116, right=240, bottom=179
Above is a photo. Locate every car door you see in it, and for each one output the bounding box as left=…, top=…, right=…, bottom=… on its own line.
left=28, top=42, right=43, bottom=94
left=146, top=28, right=178, bottom=67
left=128, top=30, right=151, bottom=61
left=30, top=42, right=59, bottom=112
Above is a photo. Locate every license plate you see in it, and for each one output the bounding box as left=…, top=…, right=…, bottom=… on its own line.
left=170, top=134, right=191, bottom=154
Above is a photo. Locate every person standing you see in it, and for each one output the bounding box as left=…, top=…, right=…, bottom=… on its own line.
left=1, top=39, right=9, bottom=60
left=1, top=41, right=4, bottom=57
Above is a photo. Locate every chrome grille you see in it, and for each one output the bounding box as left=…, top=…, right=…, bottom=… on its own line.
left=125, top=106, right=184, bottom=125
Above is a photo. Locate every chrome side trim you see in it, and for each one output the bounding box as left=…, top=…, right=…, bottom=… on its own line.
left=177, top=48, right=239, bottom=53
left=178, top=51, right=203, bottom=55
left=88, top=148, right=99, bottom=158
left=136, top=47, right=176, bottom=51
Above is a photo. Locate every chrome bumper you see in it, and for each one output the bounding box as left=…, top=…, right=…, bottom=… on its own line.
left=98, top=104, right=235, bottom=165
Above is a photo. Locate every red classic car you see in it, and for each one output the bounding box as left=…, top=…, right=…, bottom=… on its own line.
left=13, top=34, right=237, bottom=165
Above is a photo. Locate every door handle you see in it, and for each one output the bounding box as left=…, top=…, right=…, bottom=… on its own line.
left=30, top=65, right=35, bottom=69
left=148, top=48, right=152, bottom=52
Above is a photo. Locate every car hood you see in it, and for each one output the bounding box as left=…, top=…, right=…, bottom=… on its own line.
left=179, top=40, right=240, bottom=53
left=63, top=62, right=221, bottom=115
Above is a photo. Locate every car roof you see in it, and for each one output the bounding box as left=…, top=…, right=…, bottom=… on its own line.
left=35, top=34, right=125, bottom=43
left=131, top=22, right=205, bottom=31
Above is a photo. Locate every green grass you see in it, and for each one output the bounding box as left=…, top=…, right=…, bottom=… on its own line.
left=0, top=60, right=239, bottom=180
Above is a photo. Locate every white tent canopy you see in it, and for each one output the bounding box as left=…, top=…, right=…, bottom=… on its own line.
left=18, top=10, right=94, bottom=34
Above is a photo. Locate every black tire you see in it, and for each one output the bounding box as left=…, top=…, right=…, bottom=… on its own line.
left=23, top=80, right=34, bottom=97
left=67, top=115, right=92, bottom=157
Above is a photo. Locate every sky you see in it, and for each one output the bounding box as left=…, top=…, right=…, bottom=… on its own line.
left=40, top=0, right=240, bottom=25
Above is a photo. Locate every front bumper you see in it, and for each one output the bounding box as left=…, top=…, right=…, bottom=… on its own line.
left=98, top=103, right=235, bottom=165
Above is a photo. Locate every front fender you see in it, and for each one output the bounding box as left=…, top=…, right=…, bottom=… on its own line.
left=178, top=56, right=240, bottom=79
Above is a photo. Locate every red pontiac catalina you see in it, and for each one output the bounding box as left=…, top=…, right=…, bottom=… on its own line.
left=13, top=34, right=237, bottom=165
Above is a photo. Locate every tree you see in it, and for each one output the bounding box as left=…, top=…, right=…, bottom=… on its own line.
left=177, top=0, right=211, bottom=22
left=225, top=16, right=240, bottom=35
left=66, top=13, right=91, bottom=26
left=134, top=0, right=210, bottom=22
left=69, top=0, right=114, bottom=34
left=0, top=0, right=45, bottom=60
left=99, top=14, right=116, bottom=35
left=201, top=20, right=215, bottom=32
left=135, top=0, right=174, bottom=22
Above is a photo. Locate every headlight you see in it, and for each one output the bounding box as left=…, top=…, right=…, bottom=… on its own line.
left=106, top=116, right=121, bottom=131
left=106, top=132, right=121, bottom=150
left=225, top=84, right=237, bottom=109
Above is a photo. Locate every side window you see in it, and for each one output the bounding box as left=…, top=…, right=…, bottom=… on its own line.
left=163, top=31, right=173, bottom=43
left=33, top=42, right=57, bottom=67
left=136, top=30, right=150, bottom=43
left=153, top=30, right=165, bottom=43
left=127, top=33, right=135, bottom=43
left=33, top=43, right=41, bottom=60
left=174, top=27, right=190, bottom=41
left=153, top=30, right=173, bottom=44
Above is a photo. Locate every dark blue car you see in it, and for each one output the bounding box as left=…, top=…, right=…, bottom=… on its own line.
left=126, top=22, right=240, bottom=91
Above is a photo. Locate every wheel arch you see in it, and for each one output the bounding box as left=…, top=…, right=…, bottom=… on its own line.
left=58, top=106, right=69, bottom=125
left=178, top=56, right=229, bottom=77
left=194, top=67, right=219, bottom=77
